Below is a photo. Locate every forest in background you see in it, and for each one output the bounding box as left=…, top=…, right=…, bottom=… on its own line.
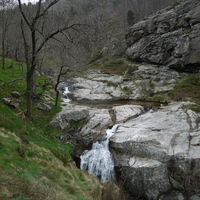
left=0, top=0, right=177, bottom=73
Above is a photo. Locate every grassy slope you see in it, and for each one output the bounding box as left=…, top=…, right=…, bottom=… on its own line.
left=0, top=58, right=104, bottom=200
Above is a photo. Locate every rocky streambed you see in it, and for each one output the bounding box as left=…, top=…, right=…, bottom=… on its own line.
left=49, top=0, right=200, bottom=197
left=50, top=99, right=200, bottom=199
left=69, top=63, right=185, bottom=101
left=49, top=67, right=200, bottom=200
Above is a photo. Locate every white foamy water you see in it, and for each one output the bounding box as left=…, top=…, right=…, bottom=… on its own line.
left=62, top=86, right=71, bottom=103
left=80, top=124, right=118, bottom=183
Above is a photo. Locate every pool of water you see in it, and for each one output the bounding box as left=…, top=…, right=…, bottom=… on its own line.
left=70, top=99, right=166, bottom=108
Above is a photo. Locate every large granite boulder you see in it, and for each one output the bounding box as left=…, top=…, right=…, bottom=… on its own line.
left=51, top=103, right=144, bottom=147
left=110, top=102, right=200, bottom=199
left=125, top=0, right=200, bottom=72
left=49, top=105, right=89, bottom=130
left=79, top=108, right=112, bottom=146
left=113, top=105, right=144, bottom=123
left=57, top=100, right=200, bottom=198
left=79, top=105, right=144, bottom=147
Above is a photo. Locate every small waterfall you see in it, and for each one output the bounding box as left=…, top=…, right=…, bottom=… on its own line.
left=61, top=84, right=71, bottom=103
left=80, top=124, right=118, bottom=183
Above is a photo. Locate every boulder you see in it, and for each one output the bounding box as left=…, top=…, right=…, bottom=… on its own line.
left=11, top=91, right=21, bottom=98
left=2, top=98, right=11, bottom=105
left=110, top=102, right=200, bottom=199
left=79, top=108, right=111, bottom=146
left=2, top=98, right=19, bottom=108
left=36, top=102, right=52, bottom=111
left=113, top=105, right=144, bottom=123
left=79, top=105, right=145, bottom=147
left=49, top=105, right=89, bottom=130
left=115, top=156, right=171, bottom=200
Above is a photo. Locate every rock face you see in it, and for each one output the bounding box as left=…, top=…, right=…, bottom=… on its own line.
left=72, top=71, right=123, bottom=100
left=125, top=0, right=200, bottom=72
left=110, top=102, right=200, bottom=199
left=70, top=66, right=184, bottom=100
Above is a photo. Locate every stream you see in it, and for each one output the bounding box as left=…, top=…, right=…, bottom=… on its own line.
left=71, top=99, right=164, bottom=109
left=61, top=85, right=164, bottom=183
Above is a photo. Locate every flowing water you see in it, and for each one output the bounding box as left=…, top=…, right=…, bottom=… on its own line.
left=61, top=85, right=164, bottom=182
left=80, top=124, right=119, bottom=183
left=61, top=84, right=71, bottom=103
left=71, top=99, right=165, bottom=108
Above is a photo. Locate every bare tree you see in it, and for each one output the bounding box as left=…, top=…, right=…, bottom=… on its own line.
left=17, top=0, right=83, bottom=120
left=0, top=0, right=16, bottom=70
left=54, top=65, right=68, bottom=106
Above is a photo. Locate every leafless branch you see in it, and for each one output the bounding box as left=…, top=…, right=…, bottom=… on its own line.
left=0, top=76, right=25, bottom=86
left=18, top=0, right=31, bottom=27
left=20, top=20, right=30, bottom=70
left=34, top=0, right=60, bottom=23
left=36, top=23, right=83, bottom=54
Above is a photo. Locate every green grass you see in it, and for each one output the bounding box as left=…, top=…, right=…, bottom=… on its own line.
left=0, top=129, right=102, bottom=199
left=89, top=57, right=138, bottom=76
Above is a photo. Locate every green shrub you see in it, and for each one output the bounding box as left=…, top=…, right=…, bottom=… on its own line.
left=121, top=86, right=132, bottom=97
left=148, top=94, right=171, bottom=103
left=172, top=0, right=181, bottom=8
left=124, top=65, right=138, bottom=78
left=108, top=58, right=124, bottom=66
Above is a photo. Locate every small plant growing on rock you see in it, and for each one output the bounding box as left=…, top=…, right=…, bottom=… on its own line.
left=107, top=81, right=118, bottom=88
left=172, top=0, right=181, bottom=8
left=121, top=86, right=132, bottom=97
left=148, top=94, right=171, bottom=103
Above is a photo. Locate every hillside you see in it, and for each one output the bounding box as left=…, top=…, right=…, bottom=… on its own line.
left=0, top=58, right=129, bottom=200
left=0, top=0, right=178, bottom=71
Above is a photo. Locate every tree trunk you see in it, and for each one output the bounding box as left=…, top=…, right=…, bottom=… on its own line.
left=55, top=90, right=59, bottom=106
left=26, top=70, right=33, bottom=120
left=26, top=65, right=36, bottom=120
left=15, top=47, right=18, bottom=62
left=2, top=38, right=5, bottom=70
left=31, top=71, right=36, bottom=99
left=54, top=65, right=68, bottom=106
